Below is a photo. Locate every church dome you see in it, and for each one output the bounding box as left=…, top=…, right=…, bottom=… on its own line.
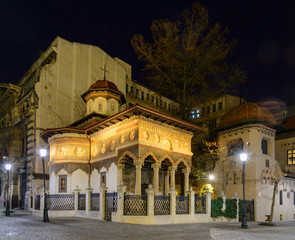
left=219, top=102, right=275, bottom=129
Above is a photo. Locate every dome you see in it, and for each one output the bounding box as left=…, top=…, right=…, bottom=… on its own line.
left=219, top=102, right=275, bottom=129
left=81, top=79, right=125, bottom=102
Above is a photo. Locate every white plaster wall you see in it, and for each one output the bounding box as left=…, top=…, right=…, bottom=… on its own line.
left=90, top=168, right=100, bottom=193
left=107, top=163, right=117, bottom=192
left=49, top=171, right=56, bottom=194
left=71, top=169, right=88, bottom=193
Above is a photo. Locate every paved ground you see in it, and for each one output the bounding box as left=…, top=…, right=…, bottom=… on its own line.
left=1, top=209, right=295, bottom=240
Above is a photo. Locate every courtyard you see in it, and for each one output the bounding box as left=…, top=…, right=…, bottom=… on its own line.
left=1, top=209, right=295, bottom=240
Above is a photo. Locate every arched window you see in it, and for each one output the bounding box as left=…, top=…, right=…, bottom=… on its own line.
left=233, top=172, right=236, bottom=184
left=279, top=190, right=283, bottom=205
left=99, top=103, right=102, bottom=112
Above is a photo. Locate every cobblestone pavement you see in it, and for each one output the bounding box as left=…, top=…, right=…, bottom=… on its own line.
left=1, top=209, right=295, bottom=240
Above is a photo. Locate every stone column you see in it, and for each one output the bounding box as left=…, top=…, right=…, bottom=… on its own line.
left=99, top=183, right=108, bottom=220
left=152, top=163, right=161, bottom=195
left=169, top=166, right=177, bottom=190
left=134, top=161, right=143, bottom=195
left=73, top=186, right=81, bottom=212
left=85, top=186, right=93, bottom=212
left=204, top=189, right=212, bottom=218
left=117, top=164, right=125, bottom=187
left=168, top=187, right=176, bottom=216
left=145, top=184, right=154, bottom=216
left=187, top=186, right=195, bottom=215
left=182, top=168, right=190, bottom=196
left=117, top=182, right=127, bottom=218
left=165, top=170, right=170, bottom=195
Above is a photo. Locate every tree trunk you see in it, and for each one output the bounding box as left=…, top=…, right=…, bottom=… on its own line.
left=269, top=181, right=278, bottom=225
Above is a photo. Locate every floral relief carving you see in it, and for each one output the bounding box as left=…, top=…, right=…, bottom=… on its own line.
left=57, top=147, right=66, bottom=157
left=120, top=134, right=125, bottom=144
left=154, top=134, right=160, bottom=143
left=75, top=146, right=85, bottom=157
left=129, top=131, right=135, bottom=141
left=101, top=142, right=106, bottom=154
left=142, top=130, right=149, bottom=140
left=92, top=145, right=98, bottom=157
left=109, top=139, right=115, bottom=151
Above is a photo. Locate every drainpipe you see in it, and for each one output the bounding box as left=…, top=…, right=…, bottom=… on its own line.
left=85, top=130, right=91, bottom=186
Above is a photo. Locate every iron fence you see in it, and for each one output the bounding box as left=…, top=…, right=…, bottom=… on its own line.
left=124, top=195, right=147, bottom=216
left=195, top=196, right=206, bottom=214
left=90, top=193, right=100, bottom=211
left=176, top=195, right=189, bottom=214
left=154, top=195, right=170, bottom=215
left=34, top=195, right=40, bottom=210
left=46, top=194, right=74, bottom=210
left=78, top=194, right=86, bottom=210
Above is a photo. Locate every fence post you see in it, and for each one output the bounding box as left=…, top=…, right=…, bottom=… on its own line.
left=86, top=186, right=93, bottom=212
left=117, top=181, right=126, bottom=217
left=32, top=192, right=36, bottom=210
left=204, top=189, right=212, bottom=218
left=73, top=186, right=81, bottom=212
left=187, top=186, right=195, bottom=215
left=100, top=183, right=108, bottom=220
left=232, top=192, right=239, bottom=222
left=168, top=187, right=176, bottom=216
left=145, top=184, right=154, bottom=216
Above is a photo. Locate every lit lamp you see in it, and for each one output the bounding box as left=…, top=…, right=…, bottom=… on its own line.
left=209, top=174, right=215, bottom=180
left=5, top=163, right=12, bottom=216
left=39, top=148, right=49, bottom=222
left=240, top=153, right=248, bottom=229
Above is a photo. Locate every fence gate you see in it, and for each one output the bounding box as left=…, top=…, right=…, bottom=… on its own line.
left=105, top=192, right=117, bottom=221
left=239, top=199, right=255, bottom=222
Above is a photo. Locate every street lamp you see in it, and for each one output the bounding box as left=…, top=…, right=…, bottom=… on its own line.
left=240, top=152, right=248, bottom=229
left=5, top=163, right=12, bottom=216
left=209, top=174, right=215, bottom=180
left=39, top=148, right=49, bottom=222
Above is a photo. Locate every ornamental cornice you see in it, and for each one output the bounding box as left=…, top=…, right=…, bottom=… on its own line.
left=218, top=124, right=276, bottom=139
left=48, top=133, right=88, bottom=144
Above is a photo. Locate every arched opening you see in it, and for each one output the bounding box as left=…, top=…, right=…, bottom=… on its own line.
left=121, top=156, right=136, bottom=193
left=141, top=155, right=156, bottom=195
left=160, top=159, right=172, bottom=195
left=175, top=162, right=186, bottom=195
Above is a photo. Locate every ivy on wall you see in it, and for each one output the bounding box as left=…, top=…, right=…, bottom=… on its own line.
left=211, top=197, right=237, bottom=219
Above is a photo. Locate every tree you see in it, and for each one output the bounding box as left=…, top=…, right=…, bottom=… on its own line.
left=269, top=163, right=285, bottom=225
left=131, top=2, right=246, bottom=119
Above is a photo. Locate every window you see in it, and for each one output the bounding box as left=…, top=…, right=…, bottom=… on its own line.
left=279, top=190, right=283, bottom=205
left=126, top=84, right=128, bottom=93
left=196, top=109, right=200, bottom=118
left=101, top=172, right=106, bottom=186
left=168, top=103, right=171, bottom=111
left=59, top=175, right=67, bottom=193
left=228, top=138, right=244, bottom=156
left=207, top=106, right=210, bottom=114
left=164, top=102, right=167, bottom=109
left=129, top=103, right=133, bottom=107
left=280, top=214, right=283, bottom=220
left=262, top=139, right=268, bottom=154
left=141, top=91, right=144, bottom=100
left=147, top=94, right=149, bottom=102
left=213, top=104, right=216, bottom=112
left=99, top=103, right=102, bottom=112
left=226, top=174, right=228, bottom=184
left=130, top=86, right=133, bottom=95
left=160, top=100, right=163, bottom=107
left=233, top=172, right=236, bottom=184
left=151, top=96, right=154, bottom=104
left=156, top=98, right=159, bottom=106
left=136, top=89, right=139, bottom=98
left=191, top=111, right=195, bottom=119
left=287, top=149, right=295, bottom=165
left=218, top=102, right=223, bottom=111
left=111, top=102, right=115, bottom=111
left=266, top=159, right=269, bottom=168
left=265, top=215, right=270, bottom=221
left=294, top=192, right=295, bottom=205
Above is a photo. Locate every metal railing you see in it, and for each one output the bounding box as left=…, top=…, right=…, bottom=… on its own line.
left=46, top=194, right=74, bottom=211
left=176, top=195, right=189, bottom=214
left=90, top=193, right=100, bottom=211
left=195, top=196, right=206, bottom=214
left=154, top=195, right=170, bottom=215
left=124, top=195, right=147, bottom=216
left=34, top=195, right=40, bottom=210
left=78, top=194, right=86, bottom=210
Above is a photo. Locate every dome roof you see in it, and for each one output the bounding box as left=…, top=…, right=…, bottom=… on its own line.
left=219, top=102, right=275, bottom=129
left=81, top=80, right=125, bottom=103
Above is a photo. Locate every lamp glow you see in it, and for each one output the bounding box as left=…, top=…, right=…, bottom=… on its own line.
left=39, top=148, right=47, bottom=157
left=240, top=153, right=247, bottom=162
left=5, top=164, right=11, bottom=171
left=209, top=174, right=215, bottom=180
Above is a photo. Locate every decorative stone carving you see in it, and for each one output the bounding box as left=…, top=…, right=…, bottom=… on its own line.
left=154, top=134, right=160, bottom=143
left=142, top=130, right=149, bottom=140
left=109, top=139, right=115, bottom=151
left=101, top=142, right=106, bottom=154
left=92, top=145, right=98, bottom=157
left=120, top=134, right=125, bottom=144
left=57, top=147, right=66, bottom=157
left=129, top=131, right=135, bottom=141
left=163, top=139, right=172, bottom=151
left=75, top=146, right=85, bottom=157
left=175, top=140, right=179, bottom=148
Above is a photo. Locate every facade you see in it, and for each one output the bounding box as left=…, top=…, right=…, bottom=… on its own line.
left=0, top=37, right=178, bottom=209
left=212, top=103, right=295, bottom=222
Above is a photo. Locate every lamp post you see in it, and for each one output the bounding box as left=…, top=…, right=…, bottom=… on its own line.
left=5, top=163, right=11, bottom=216
left=240, top=153, right=248, bottom=229
left=39, top=148, right=49, bottom=222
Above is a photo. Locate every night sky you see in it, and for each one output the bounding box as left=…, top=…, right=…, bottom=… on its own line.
left=1, top=0, right=295, bottom=105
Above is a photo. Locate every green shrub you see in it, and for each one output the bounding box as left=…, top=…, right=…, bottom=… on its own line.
left=211, top=197, right=223, bottom=218
left=224, top=199, right=237, bottom=218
